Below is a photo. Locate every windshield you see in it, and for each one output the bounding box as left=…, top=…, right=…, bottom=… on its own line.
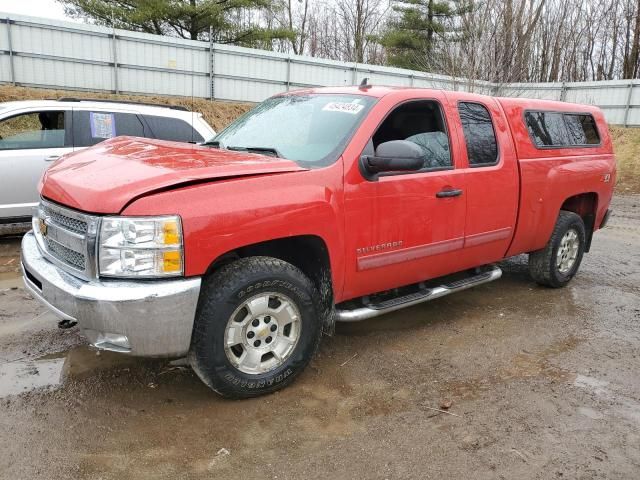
left=207, top=94, right=376, bottom=167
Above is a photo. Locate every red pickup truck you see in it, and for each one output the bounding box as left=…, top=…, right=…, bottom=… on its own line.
left=21, top=86, right=615, bottom=398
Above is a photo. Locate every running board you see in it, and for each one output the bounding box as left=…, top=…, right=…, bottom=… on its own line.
left=335, top=265, right=502, bottom=322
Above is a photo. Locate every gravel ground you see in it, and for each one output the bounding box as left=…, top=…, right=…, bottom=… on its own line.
left=0, top=196, right=638, bottom=480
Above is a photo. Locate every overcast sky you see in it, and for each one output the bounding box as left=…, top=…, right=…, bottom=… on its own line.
left=1, top=0, right=77, bottom=22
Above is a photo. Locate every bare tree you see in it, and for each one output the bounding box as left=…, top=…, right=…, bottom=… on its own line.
left=409, top=0, right=640, bottom=85
left=270, top=0, right=310, bottom=55
left=335, top=0, right=389, bottom=63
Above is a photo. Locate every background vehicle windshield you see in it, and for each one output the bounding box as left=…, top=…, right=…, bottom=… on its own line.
left=209, top=94, right=376, bottom=167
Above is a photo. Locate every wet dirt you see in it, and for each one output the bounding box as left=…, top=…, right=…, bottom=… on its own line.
left=0, top=196, right=638, bottom=479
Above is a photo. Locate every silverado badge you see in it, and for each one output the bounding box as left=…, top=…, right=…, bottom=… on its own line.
left=356, top=241, right=403, bottom=255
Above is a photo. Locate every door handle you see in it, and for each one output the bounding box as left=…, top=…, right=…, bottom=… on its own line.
left=44, top=155, right=60, bottom=162
left=436, top=188, right=463, bottom=198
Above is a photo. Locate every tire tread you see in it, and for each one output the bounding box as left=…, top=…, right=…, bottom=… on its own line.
left=528, top=210, right=585, bottom=288
left=189, top=256, right=322, bottom=398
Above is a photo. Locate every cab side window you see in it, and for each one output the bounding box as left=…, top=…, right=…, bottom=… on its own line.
left=372, top=100, right=452, bottom=170
left=564, top=114, right=600, bottom=145
left=0, top=111, right=69, bottom=150
left=73, top=111, right=146, bottom=147
left=525, top=111, right=600, bottom=148
left=458, top=102, right=498, bottom=166
left=525, top=112, right=569, bottom=147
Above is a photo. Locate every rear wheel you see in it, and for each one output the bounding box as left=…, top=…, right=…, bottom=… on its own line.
left=189, top=256, right=323, bottom=398
left=528, top=211, right=586, bottom=288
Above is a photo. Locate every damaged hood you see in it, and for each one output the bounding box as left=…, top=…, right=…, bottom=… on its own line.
left=40, top=136, right=306, bottom=213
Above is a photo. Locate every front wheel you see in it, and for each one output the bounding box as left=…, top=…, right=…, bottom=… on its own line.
left=189, top=256, right=323, bottom=398
left=528, top=210, right=586, bottom=288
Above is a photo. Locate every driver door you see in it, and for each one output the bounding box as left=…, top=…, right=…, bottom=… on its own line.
left=342, top=95, right=467, bottom=300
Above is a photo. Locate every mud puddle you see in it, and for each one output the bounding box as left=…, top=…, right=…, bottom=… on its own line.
left=0, top=357, right=65, bottom=398
left=0, top=347, right=153, bottom=398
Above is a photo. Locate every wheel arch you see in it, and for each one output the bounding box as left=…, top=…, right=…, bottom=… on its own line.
left=560, top=192, right=598, bottom=252
left=204, top=235, right=336, bottom=334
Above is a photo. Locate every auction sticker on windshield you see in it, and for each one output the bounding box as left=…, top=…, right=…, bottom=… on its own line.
left=322, top=102, right=365, bottom=114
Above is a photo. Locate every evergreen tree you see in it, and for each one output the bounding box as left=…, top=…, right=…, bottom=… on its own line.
left=380, top=0, right=467, bottom=70
left=59, top=0, right=292, bottom=45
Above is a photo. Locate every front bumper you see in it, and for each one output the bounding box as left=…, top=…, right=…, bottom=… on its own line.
left=21, top=231, right=201, bottom=357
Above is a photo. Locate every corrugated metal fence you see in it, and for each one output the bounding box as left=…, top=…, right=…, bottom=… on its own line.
left=1, top=12, right=639, bottom=126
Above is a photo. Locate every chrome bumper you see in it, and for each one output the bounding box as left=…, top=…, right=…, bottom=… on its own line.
left=21, top=231, right=201, bottom=357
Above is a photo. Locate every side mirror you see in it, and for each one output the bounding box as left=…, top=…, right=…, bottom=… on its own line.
left=362, top=140, right=424, bottom=176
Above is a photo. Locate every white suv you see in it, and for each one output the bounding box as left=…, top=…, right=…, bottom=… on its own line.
left=0, top=98, right=215, bottom=227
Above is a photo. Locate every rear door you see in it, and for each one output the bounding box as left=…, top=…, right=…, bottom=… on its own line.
left=446, top=93, right=519, bottom=263
left=0, top=108, right=73, bottom=219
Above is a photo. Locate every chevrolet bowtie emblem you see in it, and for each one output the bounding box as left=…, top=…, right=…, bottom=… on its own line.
left=39, top=218, right=48, bottom=236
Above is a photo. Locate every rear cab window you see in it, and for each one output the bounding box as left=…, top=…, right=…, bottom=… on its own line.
left=525, top=111, right=600, bottom=148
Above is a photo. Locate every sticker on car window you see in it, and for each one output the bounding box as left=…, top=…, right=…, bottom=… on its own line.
left=90, top=112, right=116, bottom=139
left=322, top=102, right=364, bottom=115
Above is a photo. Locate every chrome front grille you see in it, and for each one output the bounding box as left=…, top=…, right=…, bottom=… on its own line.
left=33, top=199, right=99, bottom=280
left=42, top=204, right=88, bottom=234
left=44, top=237, right=86, bottom=270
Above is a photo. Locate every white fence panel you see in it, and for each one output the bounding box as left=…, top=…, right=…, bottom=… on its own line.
left=599, top=108, right=627, bottom=125
left=290, top=60, right=351, bottom=87
left=1, top=12, right=640, bottom=125
left=214, top=76, right=283, bottom=103
left=117, top=39, right=206, bottom=73
left=0, top=55, right=9, bottom=83
left=13, top=22, right=111, bottom=63
left=117, top=67, right=207, bottom=97
left=502, top=83, right=561, bottom=101
left=217, top=51, right=286, bottom=84
left=15, top=56, right=113, bottom=91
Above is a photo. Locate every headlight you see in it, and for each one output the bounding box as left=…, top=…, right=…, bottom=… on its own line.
left=98, top=216, right=183, bottom=278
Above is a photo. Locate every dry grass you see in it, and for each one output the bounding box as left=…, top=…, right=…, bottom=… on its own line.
left=609, top=126, right=640, bottom=194
left=1, top=85, right=638, bottom=194
left=0, top=85, right=253, bottom=132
